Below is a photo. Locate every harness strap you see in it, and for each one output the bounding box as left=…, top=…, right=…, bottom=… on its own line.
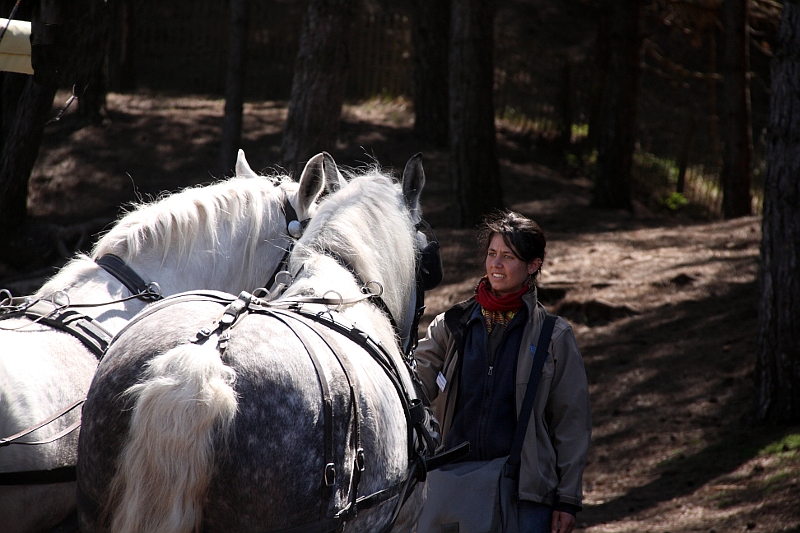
left=286, top=306, right=415, bottom=461
left=262, top=195, right=311, bottom=292
left=0, top=398, right=84, bottom=448
left=95, top=254, right=161, bottom=301
left=266, top=311, right=337, bottom=516
left=272, top=309, right=365, bottom=522
left=23, top=301, right=112, bottom=358
left=0, top=465, right=77, bottom=485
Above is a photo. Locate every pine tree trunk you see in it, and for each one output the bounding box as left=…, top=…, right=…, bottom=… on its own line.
left=411, top=0, right=449, bottom=148
left=449, top=0, right=502, bottom=228
left=0, top=74, right=58, bottom=267
left=108, top=0, right=137, bottom=92
left=755, top=3, right=800, bottom=425
left=719, top=0, right=752, bottom=219
left=592, top=0, right=641, bottom=211
left=220, top=0, right=250, bottom=175
left=280, top=0, right=359, bottom=174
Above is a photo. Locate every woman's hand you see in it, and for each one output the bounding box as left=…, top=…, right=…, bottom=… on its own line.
left=551, top=510, right=576, bottom=533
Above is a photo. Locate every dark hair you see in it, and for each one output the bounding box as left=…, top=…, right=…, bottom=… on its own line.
left=478, top=210, right=546, bottom=277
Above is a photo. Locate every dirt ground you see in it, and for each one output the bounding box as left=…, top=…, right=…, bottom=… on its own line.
left=1, top=92, right=798, bottom=533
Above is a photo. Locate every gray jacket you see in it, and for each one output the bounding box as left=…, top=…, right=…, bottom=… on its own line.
left=414, top=288, right=591, bottom=509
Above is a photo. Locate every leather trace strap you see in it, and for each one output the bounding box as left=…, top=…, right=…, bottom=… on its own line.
left=95, top=254, right=161, bottom=301
left=0, top=397, right=85, bottom=486
left=0, top=397, right=84, bottom=448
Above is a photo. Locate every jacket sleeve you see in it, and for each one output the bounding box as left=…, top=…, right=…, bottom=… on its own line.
left=545, top=320, right=592, bottom=508
left=412, top=312, right=451, bottom=403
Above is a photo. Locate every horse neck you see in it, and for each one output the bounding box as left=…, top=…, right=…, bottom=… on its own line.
left=286, top=254, right=413, bottom=361
left=94, top=182, right=292, bottom=296
left=120, top=228, right=289, bottom=296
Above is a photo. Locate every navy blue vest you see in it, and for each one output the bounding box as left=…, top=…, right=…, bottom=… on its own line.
left=445, top=303, right=528, bottom=461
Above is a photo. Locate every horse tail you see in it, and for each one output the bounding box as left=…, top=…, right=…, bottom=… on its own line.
left=107, top=342, right=238, bottom=533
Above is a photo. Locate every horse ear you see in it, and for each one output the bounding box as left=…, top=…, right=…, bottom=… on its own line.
left=401, top=153, right=425, bottom=223
left=296, top=153, right=327, bottom=215
left=322, top=152, right=347, bottom=194
left=236, top=150, right=259, bottom=179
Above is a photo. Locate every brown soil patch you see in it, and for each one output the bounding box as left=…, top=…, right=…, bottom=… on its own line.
left=1, top=93, right=798, bottom=533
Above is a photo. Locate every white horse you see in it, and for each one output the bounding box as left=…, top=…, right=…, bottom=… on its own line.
left=76, top=155, right=437, bottom=533
left=0, top=150, right=342, bottom=533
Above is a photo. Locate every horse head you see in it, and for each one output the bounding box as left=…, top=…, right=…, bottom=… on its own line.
left=54, top=150, right=336, bottom=301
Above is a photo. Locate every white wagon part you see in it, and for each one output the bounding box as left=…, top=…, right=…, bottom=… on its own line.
left=0, top=18, right=33, bottom=75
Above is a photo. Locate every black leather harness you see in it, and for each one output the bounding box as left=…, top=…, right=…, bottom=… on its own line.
left=0, top=255, right=159, bottom=486
left=206, top=288, right=468, bottom=533
left=77, top=287, right=464, bottom=533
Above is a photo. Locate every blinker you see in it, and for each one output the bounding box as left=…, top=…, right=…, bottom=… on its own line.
left=417, top=221, right=443, bottom=291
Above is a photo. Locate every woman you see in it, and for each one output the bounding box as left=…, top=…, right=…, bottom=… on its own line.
left=414, top=211, right=591, bottom=533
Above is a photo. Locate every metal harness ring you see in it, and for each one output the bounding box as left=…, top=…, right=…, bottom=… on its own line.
left=50, top=291, right=70, bottom=311
left=362, top=280, right=384, bottom=297
left=144, top=282, right=162, bottom=299
left=322, top=290, right=344, bottom=311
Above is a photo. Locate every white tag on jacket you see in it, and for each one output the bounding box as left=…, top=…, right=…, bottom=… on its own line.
left=436, top=372, right=447, bottom=392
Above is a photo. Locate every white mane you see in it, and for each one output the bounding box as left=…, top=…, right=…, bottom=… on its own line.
left=92, top=175, right=296, bottom=272
left=288, top=170, right=417, bottom=328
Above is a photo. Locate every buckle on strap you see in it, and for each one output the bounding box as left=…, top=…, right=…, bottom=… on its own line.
left=324, top=463, right=337, bottom=487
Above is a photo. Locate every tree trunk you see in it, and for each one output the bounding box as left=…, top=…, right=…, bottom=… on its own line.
left=558, top=57, right=574, bottom=152
left=77, top=63, right=108, bottom=125
left=586, top=1, right=611, bottom=154
left=108, top=0, right=137, bottom=92
left=411, top=0, right=449, bottom=148
left=220, top=0, right=250, bottom=175
left=0, top=74, right=58, bottom=268
left=30, top=0, right=110, bottom=90
left=449, top=0, right=502, bottom=228
left=592, top=0, right=641, bottom=211
left=0, top=0, right=109, bottom=269
left=280, top=0, right=359, bottom=174
left=755, top=3, right=800, bottom=425
left=719, top=0, right=752, bottom=219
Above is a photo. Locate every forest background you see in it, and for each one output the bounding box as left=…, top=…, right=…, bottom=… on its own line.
left=1, top=0, right=799, bottom=531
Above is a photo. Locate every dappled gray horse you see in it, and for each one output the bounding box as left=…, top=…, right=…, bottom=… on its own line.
left=76, top=155, right=438, bottom=533
left=0, top=150, right=335, bottom=533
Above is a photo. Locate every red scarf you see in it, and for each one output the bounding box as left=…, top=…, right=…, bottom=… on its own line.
left=474, top=277, right=528, bottom=312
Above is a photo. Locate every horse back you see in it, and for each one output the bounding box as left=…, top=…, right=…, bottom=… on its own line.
left=78, top=298, right=409, bottom=533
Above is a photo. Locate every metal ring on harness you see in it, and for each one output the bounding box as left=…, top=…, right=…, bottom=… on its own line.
left=50, top=290, right=70, bottom=310
left=361, top=280, right=383, bottom=297
left=275, top=271, right=294, bottom=287
left=145, top=281, right=162, bottom=299
left=322, top=291, right=343, bottom=311
left=0, top=289, right=12, bottom=306
left=251, top=287, right=270, bottom=299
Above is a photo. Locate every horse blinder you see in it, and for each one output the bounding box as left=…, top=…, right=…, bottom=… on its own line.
left=418, top=239, right=443, bottom=291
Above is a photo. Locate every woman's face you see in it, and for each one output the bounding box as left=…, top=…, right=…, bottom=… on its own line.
left=485, top=233, right=541, bottom=296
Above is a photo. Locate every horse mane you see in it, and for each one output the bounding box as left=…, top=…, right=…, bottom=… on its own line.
left=289, top=168, right=417, bottom=326
left=91, top=175, right=295, bottom=268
